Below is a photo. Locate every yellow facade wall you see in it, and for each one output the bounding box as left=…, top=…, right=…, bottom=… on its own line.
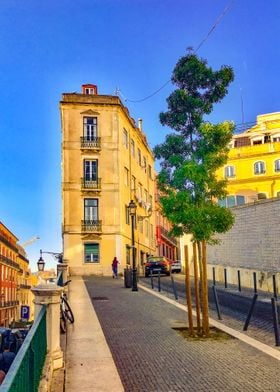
left=60, top=91, right=156, bottom=276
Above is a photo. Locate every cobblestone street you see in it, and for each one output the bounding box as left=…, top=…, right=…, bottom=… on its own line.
left=84, top=276, right=280, bottom=392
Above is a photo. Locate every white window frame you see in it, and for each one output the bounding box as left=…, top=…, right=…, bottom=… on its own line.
left=224, top=165, right=235, bottom=178
left=254, top=161, right=265, bottom=175
left=123, top=129, right=128, bottom=149
left=274, top=159, right=280, bottom=173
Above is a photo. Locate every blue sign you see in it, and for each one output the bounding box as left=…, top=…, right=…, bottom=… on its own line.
left=21, top=305, right=30, bottom=320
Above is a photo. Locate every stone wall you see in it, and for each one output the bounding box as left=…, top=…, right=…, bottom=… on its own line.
left=207, top=198, right=280, bottom=272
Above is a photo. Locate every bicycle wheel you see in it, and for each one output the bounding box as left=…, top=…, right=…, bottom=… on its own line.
left=60, top=308, right=67, bottom=334
left=62, top=297, right=75, bottom=323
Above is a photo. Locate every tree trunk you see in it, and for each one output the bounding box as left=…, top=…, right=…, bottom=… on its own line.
left=192, top=242, right=201, bottom=333
left=201, top=240, right=210, bottom=336
left=184, top=245, right=194, bottom=336
left=197, top=241, right=203, bottom=312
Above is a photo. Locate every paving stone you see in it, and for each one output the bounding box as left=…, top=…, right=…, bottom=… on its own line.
left=84, top=276, right=280, bottom=392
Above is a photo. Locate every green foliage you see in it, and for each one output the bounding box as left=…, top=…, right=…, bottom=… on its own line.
left=155, top=53, right=235, bottom=242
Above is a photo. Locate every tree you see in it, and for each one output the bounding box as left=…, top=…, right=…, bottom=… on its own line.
left=154, top=53, right=235, bottom=336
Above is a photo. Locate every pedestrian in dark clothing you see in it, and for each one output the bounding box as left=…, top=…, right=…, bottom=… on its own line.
left=0, top=343, right=16, bottom=374
left=112, top=257, right=119, bottom=278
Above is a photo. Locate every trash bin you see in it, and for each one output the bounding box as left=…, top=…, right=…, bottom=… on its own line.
left=124, top=268, right=132, bottom=288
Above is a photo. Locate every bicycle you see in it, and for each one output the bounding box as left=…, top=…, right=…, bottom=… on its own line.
left=60, top=280, right=74, bottom=333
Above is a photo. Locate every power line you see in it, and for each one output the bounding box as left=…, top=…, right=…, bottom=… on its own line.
left=122, top=0, right=234, bottom=104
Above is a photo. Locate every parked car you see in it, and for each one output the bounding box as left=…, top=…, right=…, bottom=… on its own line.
left=171, top=260, right=182, bottom=273
left=144, top=257, right=171, bottom=277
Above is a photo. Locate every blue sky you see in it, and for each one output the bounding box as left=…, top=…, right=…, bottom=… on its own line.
left=0, top=0, right=279, bottom=271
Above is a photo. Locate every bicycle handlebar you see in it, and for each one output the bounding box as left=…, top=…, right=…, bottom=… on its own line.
left=63, top=280, right=72, bottom=287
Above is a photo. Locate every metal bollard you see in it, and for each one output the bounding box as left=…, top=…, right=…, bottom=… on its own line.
left=224, top=268, right=227, bottom=289
left=243, top=293, right=258, bottom=331
left=273, top=275, right=277, bottom=299
left=170, top=275, right=178, bottom=300
left=253, top=272, right=257, bottom=293
left=271, top=297, right=280, bottom=346
left=212, top=286, right=222, bottom=320
left=237, top=270, right=241, bottom=292
left=212, top=267, right=216, bottom=286
left=158, top=271, right=161, bottom=292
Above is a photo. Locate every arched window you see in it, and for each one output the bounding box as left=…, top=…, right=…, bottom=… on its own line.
left=274, top=159, right=280, bottom=172
left=224, top=166, right=235, bottom=178
left=254, top=161, right=265, bottom=175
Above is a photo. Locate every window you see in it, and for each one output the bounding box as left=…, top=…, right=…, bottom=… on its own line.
left=145, top=220, right=149, bottom=237
left=276, top=191, right=280, bottom=197
left=85, top=88, right=95, bottom=95
left=84, top=160, right=98, bottom=181
left=125, top=205, right=130, bottom=225
left=143, top=157, right=147, bottom=173
left=131, top=139, right=135, bottom=157
left=84, top=243, right=99, bottom=263
left=139, top=219, right=143, bottom=233
left=83, top=117, right=97, bottom=139
left=275, top=159, right=280, bottom=172
left=148, top=164, right=152, bottom=179
left=137, top=148, right=141, bottom=166
left=126, top=245, right=131, bottom=265
left=254, top=161, right=265, bottom=175
left=123, top=129, right=128, bottom=148
left=273, top=137, right=280, bottom=142
left=144, top=190, right=148, bottom=203
left=224, top=166, right=235, bottom=178
left=218, top=195, right=245, bottom=208
left=131, top=176, right=136, bottom=192
left=138, top=183, right=142, bottom=199
left=124, top=167, right=129, bottom=186
left=84, top=199, right=98, bottom=221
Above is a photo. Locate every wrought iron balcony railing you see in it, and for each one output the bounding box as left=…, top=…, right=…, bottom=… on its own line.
left=81, top=220, right=102, bottom=232
left=0, top=254, right=20, bottom=270
left=80, top=136, right=101, bottom=149
left=0, top=300, right=19, bottom=308
left=159, top=226, right=178, bottom=246
left=81, top=178, right=102, bottom=190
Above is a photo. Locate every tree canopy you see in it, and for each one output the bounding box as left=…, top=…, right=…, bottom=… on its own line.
left=154, top=53, right=235, bottom=242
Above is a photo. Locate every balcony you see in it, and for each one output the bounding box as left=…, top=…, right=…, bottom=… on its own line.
left=0, top=300, right=19, bottom=308
left=81, top=220, right=102, bottom=233
left=19, top=284, right=31, bottom=290
left=159, top=226, right=178, bottom=246
left=81, top=178, right=102, bottom=191
left=0, top=255, right=20, bottom=270
left=80, top=136, right=101, bottom=150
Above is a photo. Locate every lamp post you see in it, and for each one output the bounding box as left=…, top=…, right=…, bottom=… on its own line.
left=128, top=200, right=138, bottom=292
left=37, top=250, right=45, bottom=272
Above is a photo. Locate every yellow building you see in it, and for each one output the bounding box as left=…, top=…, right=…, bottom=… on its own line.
left=217, top=112, right=280, bottom=206
left=60, top=84, right=156, bottom=276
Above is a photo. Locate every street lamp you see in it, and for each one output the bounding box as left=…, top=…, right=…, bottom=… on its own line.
left=37, top=250, right=45, bottom=272
left=128, top=199, right=138, bottom=292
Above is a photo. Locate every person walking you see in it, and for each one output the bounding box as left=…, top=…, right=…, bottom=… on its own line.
left=112, top=257, right=119, bottom=278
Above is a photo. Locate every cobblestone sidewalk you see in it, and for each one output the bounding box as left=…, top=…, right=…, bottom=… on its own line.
left=84, top=276, right=280, bottom=392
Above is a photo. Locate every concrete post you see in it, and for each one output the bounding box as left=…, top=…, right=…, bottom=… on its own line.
left=31, top=284, right=64, bottom=370
left=57, top=263, right=68, bottom=285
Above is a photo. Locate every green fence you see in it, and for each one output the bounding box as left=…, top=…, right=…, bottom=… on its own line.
left=0, top=305, right=47, bottom=392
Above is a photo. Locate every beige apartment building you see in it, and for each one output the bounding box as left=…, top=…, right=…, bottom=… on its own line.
left=60, top=84, right=156, bottom=276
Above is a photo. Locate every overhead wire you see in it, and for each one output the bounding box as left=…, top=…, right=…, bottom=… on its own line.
left=121, top=0, right=234, bottom=104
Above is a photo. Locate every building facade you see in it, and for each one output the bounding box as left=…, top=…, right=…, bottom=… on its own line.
left=155, top=185, right=179, bottom=262
left=0, top=222, right=32, bottom=327
left=60, top=84, right=156, bottom=276
left=217, top=112, right=280, bottom=207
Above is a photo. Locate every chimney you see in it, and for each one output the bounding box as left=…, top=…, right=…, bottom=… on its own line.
left=82, top=84, right=98, bottom=95
left=138, top=118, right=143, bottom=132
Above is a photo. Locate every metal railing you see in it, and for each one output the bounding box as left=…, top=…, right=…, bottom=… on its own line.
left=80, top=136, right=101, bottom=149
left=81, top=220, right=102, bottom=232
left=0, top=305, right=47, bottom=392
left=0, top=300, right=19, bottom=308
left=159, top=226, right=178, bottom=246
left=81, top=177, right=102, bottom=190
left=0, top=255, right=20, bottom=270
